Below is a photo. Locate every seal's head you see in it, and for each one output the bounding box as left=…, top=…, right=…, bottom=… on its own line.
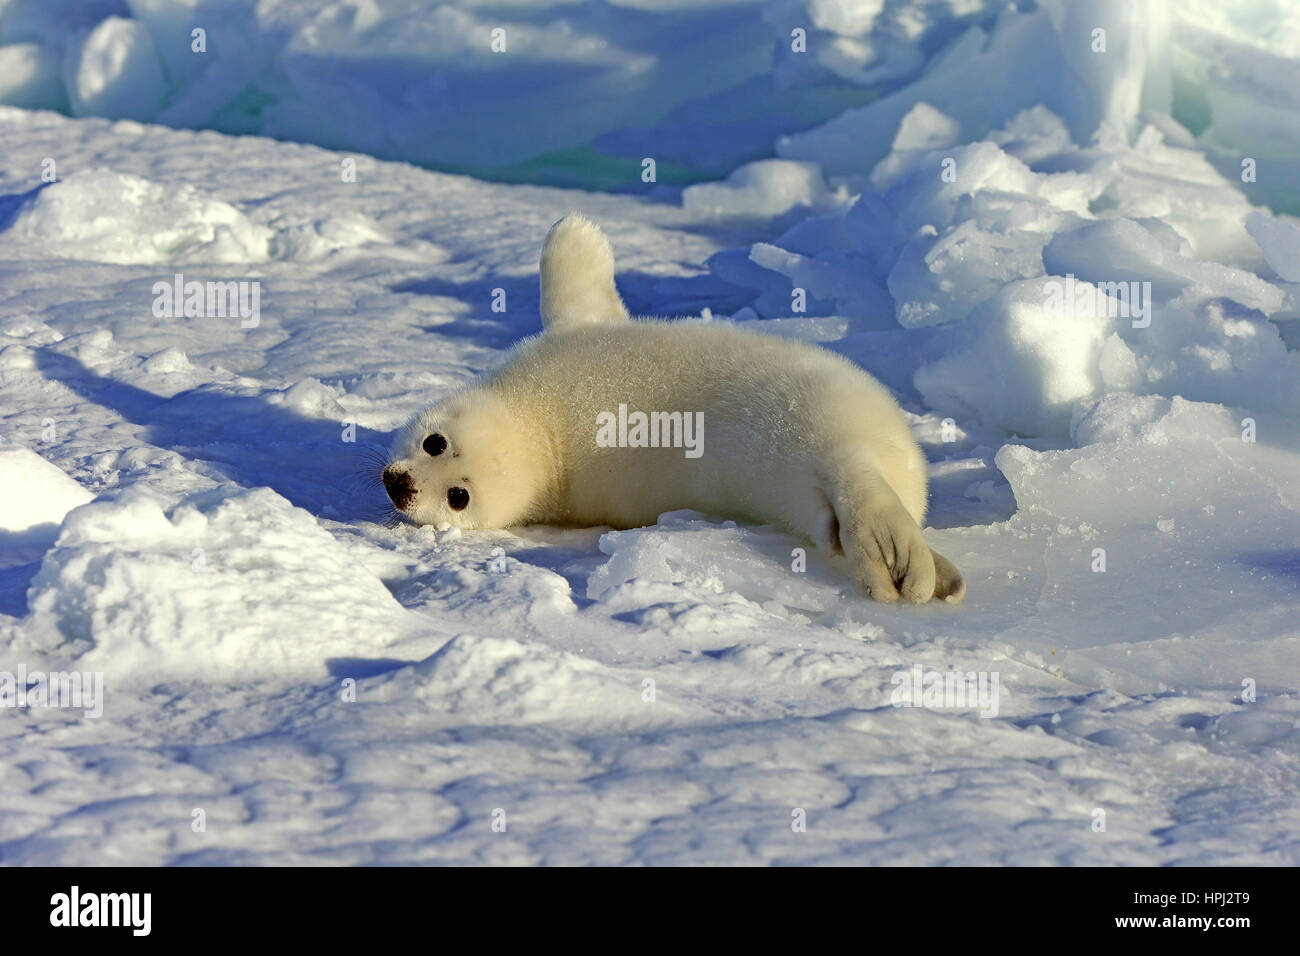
left=383, top=391, right=548, bottom=530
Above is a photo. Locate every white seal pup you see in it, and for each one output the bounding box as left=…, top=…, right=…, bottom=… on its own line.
left=383, top=214, right=965, bottom=604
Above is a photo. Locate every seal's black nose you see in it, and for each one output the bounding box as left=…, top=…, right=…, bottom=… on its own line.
left=383, top=468, right=414, bottom=510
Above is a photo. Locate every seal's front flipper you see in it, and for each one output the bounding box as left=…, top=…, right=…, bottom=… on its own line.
left=539, top=213, right=631, bottom=333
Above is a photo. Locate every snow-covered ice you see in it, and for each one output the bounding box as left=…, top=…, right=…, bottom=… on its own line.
left=0, top=0, right=1298, bottom=866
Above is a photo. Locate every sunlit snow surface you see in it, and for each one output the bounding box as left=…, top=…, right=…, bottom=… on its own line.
left=1, top=0, right=1299, bottom=865
left=0, top=106, right=1295, bottom=865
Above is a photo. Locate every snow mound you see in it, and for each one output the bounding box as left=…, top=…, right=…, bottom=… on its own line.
left=2, top=169, right=272, bottom=264
left=0, top=444, right=93, bottom=534
left=587, top=511, right=921, bottom=641
left=21, top=486, right=418, bottom=682
left=588, top=511, right=844, bottom=612
left=362, top=633, right=702, bottom=730
left=0, top=444, right=94, bottom=569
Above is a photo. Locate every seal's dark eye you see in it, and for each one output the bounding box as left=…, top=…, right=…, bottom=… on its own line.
left=423, top=433, right=447, bottom=456
left=447, top=486, right=470, bottom=510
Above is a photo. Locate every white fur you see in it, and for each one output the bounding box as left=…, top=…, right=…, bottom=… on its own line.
left=386, top=214, right=964, bottom=604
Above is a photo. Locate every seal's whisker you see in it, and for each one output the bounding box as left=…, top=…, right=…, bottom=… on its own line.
left=349, top=469, right=386, bottom=489
left=348, top=496, right=403, bottom=527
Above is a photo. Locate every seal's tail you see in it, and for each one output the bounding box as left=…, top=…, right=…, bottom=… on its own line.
left=539, top=213, right=631, bottom=333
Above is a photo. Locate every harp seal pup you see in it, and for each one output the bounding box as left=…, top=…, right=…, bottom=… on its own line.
left=383, top=214, right=964, bottom=604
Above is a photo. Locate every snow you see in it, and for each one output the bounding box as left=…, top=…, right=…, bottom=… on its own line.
left=2, top=169, right=274, bottom=264
left=20, top=485, right=426, bottom=684
left=1246, top=210, right=1300, bottom=282
left=0, top=444, right=92, bottom=534
left=0, top=0, right=1298, bottom=866
left=682, top=159, right=831, bottom=218
left=913, top=279, right=1116, bottom=436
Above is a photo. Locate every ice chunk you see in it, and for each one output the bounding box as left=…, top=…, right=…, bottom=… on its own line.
left=683, top=159, right=830, bottom=218
left=1070, top=393, right=1190, bottom=446
left=891, top=101, right=962, bottom=152
left=729, top=133, right=1102, bottom=331
left=986, top=105, right=1074, bottom=165
left=1245, top=211, right=1300, bottom=282
left=778, top=3, right=1170, bottom=177
left=887, top=220, right=1046, bottom=328
left=870, top=102, right=961, bottom=190
left=913, top=277, right=1115, bottom=436
left=126, top=0, right=232, bottom=87
left=63, top=16, right=167, bottom=121
left=1133, top=294, right=1300, bottom=417
left=747, top=241, right=893, bottom=326
left=1035, top=0, right=1172, bottom=142
left=129, top=0, right=274, bottom=130
left=1174, top=2, right=1300, bottom=214
left=766, top=0, right=1004, bottom=89
left=1044, top=218, right=1284, bottom=316
left=0, top=43, right=67, bottom=111
left=1086, top=126, right=1266, bottom=268
left=1096, top=333, right=1141, bottom=390
left=863, top=140, right=1093, bottom=256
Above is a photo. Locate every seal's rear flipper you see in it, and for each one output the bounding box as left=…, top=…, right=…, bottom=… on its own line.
left=539, top=213, right=631, bottom=333
left=931, top=549, right=966, bottom=604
